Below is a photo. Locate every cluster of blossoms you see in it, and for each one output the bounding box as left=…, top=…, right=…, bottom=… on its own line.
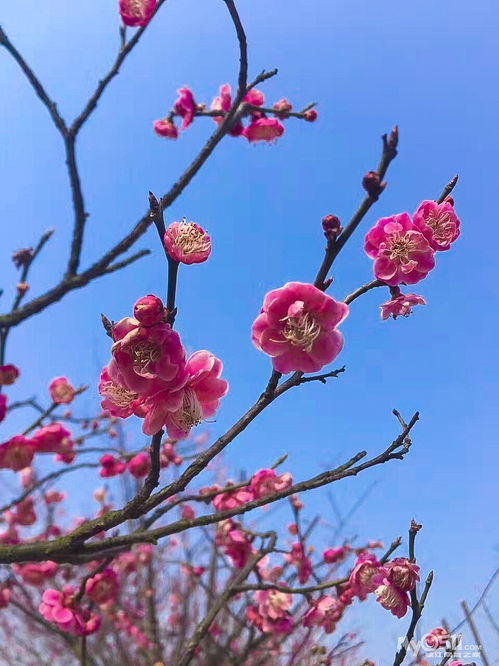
left=98, top=437, right=183, bottom=478
left=365, top=198, right=460, bottom=319
left=99, top=292, right=227, bottom=437
left=39, top=586, right=101, bottom=636
left=252, top=281, right=349, bottom=373
left=349, top=553, right=420, bottom=618
left=153, top=84, right=317, bottom=143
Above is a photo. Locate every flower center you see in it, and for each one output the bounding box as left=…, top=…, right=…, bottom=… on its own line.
left=387, top=234, right=415, bottom=264
left=425, top=211, right=454, bottom=244
left=132, top=341, right=161, bottom=373
left=101, top=381, right=138, bottom=408
left=170, top=389, right=203, bottom=432
left=281, top=312, right=321, bottom=353
left=126, top=0, right=147, bottom=18
left=175, top=222, right=210, bottom=256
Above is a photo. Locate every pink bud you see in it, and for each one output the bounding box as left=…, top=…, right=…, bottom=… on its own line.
left=153, top=118, right=178, bottom=139
left=0, top=364, right=20, bottom=386
left=304, top=109, right=318, bottom=122
left=321, top=214, right=342, bottom=241
left=362, top=171, right=386, bottom=200
left=164, top=220, right=211, bottom=265
left=133, top=294, right=166, bottom=326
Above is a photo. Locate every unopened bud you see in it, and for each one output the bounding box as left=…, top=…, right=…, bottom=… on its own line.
left=16, top=282, right=29, bottom=296
left=321, top=214, right=342, bottom=241
left=362, top=171, right=386, bottom=200
left=133, top=294, right=166, bottom=326
left=384, top=125, right=399, bottom=159
left=304, top=109, right=318, bottom=122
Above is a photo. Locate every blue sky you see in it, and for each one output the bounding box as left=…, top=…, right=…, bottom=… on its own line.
left=1, top=0, right=498, bottom=661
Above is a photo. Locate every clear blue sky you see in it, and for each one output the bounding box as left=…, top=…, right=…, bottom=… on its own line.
left=0, top=0, right=498, bottom=661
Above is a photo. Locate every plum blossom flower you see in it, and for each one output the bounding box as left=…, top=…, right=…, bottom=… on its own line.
left=39, top=586, right=101, bottom=635
left=0, top=436, right=35, bottom=472
left=249, top=588, right=293, bottom=634
left=109, top=317, right=187, bottom=393
left=9, top=498, right=36, bottom=526
left=99, top=454, right=126, bottom=478
left=424, top=627, right=450, bottom=649
left=374, top=579, right=410, bottom=618
left=273, top=99, right=293, bottom=117
left=252, top=282, right=348, bottom=373
left=385, top=557, right=420, bottom=591
left=304, top=109, right=318, bottom=122
left=243, top=118, right=284, bottom=143
left=163, top=220, right=211, bottom=265
left=0, top=588, right=10, bottom=608
left=364, top=213, right=435, bottom=286
left=0, top=364, right=20, bottom=386
left=216, top=520, right=253, bottom=568
left=86, top=568, right=120, bottom=605
left=98, top=367, right=145, bottom=419
left=302, top=596, right=345, bottom=633
left=119, top=0, right=156, bottom=27
left=413, top=199, right=460, bottom=251
left=49, top=377, right=76, bottom=404
left=153, top=118, right=178, bottom=139
left=249, top=469, right=293, bottom=499
left=134, top=294, right=166, bottom=326
left=349, top=553, right=386, bottom=600
left=13, top=561, right=58, bottom=585
left=323, top=545, right=350, bottom=564
left=286, top=543, right=313, bottom=584
left=174, top=87, right=197, bottom=129
left=212, top=485, right=253, bottom=512
left=31, top=423, right=73, bottom=455
left=380, top=290, right=426, bottom=320
left=127, top=452, right=151, bottom=478
left=210, top=84, right=244, bottom=136
left=144, top=350, right=228, bottom=438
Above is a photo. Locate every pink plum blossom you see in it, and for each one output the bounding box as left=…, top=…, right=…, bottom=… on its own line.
left=244, top=88, right=265, bottom=107
left=249, top=588, right=293, bottom=634
left=216, top=520, right=253, bottom=568
left=323, top=545, right=350, bottom=564
left=174, top=87, right=197, bottom=129
left=249, top=469, right=293, bottom=499
left=86, top=568, right=120, bottom=605
left=349, top=553, right=386, bottom=600
left=13, top=561, right=58, bottom=586
left=127, top=452, right=151, bottom=478
left=49, top=377, right=76, bottom=404
left=153, top=118, right=179, bottom=139
left=98, top=367, right=145, bottom=419
left=39, top=586, right=102, bottom=635
left=0, top=436, right=35, bottom=472
left=31, top=423, right=73, bottom=455
left=99, top=454, right=126, bottom=478
left=144, top=350, right=228, bottom=438
left=413, top=199, right=460, bottom=251
left=380, top=289, right=426, bottom=320
left=374, top=579, right=410, bottom=618
left=364, top=213, right=435, bottom=286
left=286, top=543, right=313, bottom=584
left=304, top=109, right=318, bottom=122
left=0, top=588, right=10, bottom=608
left=119, top=0, right=156, bottom=27
left=272, top=99, right=293, bottom=116
left=302, top=596, right=345, bottom=633
left=243, top=118, right=284, bottom=143
left=385, top=557, right=420, bottom=591
left=424, top=627, right=450, bottom=649
left=133, top=294, right=166, bottom=326
left=212, top=485, right=253, bottom=512
left=9, top=498, right=36, bottom=526
left=109, top=317, right=187, bottom=393
left=210, top=84, right=244, bottom=136
left=252, top=281, right=348, bottom=373
left=163, top=220, right=211, bottom=265
left=0, top=364, right=19, bottom=386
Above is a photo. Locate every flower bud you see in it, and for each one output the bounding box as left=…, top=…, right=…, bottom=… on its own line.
left=153, top=118, right=178, bottom=139
left=16, top=282, right=29, bottom=296
left=133, top=294, right=166, bottom=326
left=304, top=109, right=318, bottom=122
left=362, top=171, right=386, bottom=200
left=0, top=364, right=20, bottom=386
left=164, top=220, right=211, bottom=265
left=272, top=99, right=293, bottom=117
left=321, top=214, right=342, bottom=241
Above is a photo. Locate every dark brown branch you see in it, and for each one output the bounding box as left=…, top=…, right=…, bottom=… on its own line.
left=437, top=175, right=459, bottom=204
left=314, top=127, right=398, bottom=290
left=176, top=532, right=276, bottom=666
left=0, top=27, right=67, bottom=135
left=344, top=279, right=384, bottom=305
